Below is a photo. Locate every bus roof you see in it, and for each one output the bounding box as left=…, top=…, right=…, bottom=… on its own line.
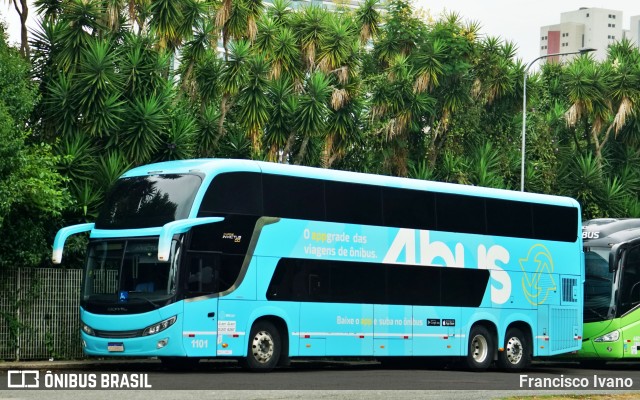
left=120, top=158, right=579, bottom=208
left=583, top=218, right=640, bottom=246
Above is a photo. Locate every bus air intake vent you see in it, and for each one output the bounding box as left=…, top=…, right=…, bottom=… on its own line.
left=94, top=329, right=144, bottom=339
left=562, top=277, right=578, bottom=303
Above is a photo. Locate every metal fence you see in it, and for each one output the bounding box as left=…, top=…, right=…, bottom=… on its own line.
left=0, top=268, right=84, bottom=360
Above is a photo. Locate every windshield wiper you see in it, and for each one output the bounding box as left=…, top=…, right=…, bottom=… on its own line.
left=128, top=294, right=163, bottom=308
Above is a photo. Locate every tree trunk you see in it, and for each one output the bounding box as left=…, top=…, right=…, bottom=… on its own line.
left=282, top=132, right=296, bottom=163
left=12, top=0, right=30, bottom=59
left=215, top=94, right=230, bottom=146
left=294, top=135, right=310, bottom=165
left=321, top=135, right=334, bottom=168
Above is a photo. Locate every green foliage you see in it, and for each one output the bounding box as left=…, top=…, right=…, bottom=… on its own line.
left=0, top=29, right=69, bottom=269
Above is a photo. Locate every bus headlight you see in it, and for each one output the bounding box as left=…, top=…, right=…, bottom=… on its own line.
left=143, top=316, right=177, bottom=336
left=593, top=330, right=619, bottom=342
left=81, top=322, right=96, bottom=336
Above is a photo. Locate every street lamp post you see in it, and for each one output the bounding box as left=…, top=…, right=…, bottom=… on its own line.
left=520, top=48, right=596, bottom=192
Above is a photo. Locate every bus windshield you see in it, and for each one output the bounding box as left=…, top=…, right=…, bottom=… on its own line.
left=95, top=174, right=202, bottom=229
left=584, top=247, right=615, bottom=322
left=82, top=239, right=179, bottom=314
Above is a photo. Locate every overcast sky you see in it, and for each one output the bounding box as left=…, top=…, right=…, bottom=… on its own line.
left=2, top=0, right=640, bottom=63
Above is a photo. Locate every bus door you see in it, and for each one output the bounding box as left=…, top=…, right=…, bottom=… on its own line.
left=181, top=252, right=221, bottom=357
left=373, top=304, right=413, bottom=356
left=619, top=245, right=640, bottom=357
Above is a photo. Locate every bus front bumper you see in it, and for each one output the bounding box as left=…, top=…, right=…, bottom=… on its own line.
left=81, top=327, right=185, bottom=357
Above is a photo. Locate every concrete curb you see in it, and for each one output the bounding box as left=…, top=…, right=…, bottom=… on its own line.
left=0, top=358, right=160, bottom=371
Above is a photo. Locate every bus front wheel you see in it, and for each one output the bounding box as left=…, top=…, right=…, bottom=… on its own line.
left=497, top=327, right=531, bottom=371
left=465, top=325, right=494, bottom=371
left=243, top=320, right=281, bottom=371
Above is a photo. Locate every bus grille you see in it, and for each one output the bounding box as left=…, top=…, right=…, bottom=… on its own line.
left=94, top=329, right=143, bottom=339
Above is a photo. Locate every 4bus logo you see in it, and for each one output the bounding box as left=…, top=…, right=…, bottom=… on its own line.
left=382, top=229, right=512, bottom=305
left=519, top=244, right=556, bottom=306
left=383, top=229, right=558, bottom=306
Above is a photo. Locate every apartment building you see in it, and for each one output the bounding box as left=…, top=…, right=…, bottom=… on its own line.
left=540, top=7, right=638, bottom=61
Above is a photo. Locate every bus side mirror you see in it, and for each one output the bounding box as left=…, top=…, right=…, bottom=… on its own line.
left=52, top=223, right=95, bottom=264
left=157, top=217, right=224, bottom=261
left=609, top=243, right=623, bottom=273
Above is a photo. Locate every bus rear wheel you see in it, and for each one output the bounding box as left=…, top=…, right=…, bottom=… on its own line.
left=243, top=320, right=281, bottom=372
left=465, top=325, right=494, bottom=371
left=497, top=328, right=531, bottom=371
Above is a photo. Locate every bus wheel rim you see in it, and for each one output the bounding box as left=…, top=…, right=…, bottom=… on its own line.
left=506, top=336, right=523, bottom=365
left=471, top=334, right=488, bottom=363
left=252, top=331, right=274, bottom=363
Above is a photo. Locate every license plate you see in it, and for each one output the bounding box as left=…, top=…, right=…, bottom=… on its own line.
left=107, top=342, right=124, bottom=352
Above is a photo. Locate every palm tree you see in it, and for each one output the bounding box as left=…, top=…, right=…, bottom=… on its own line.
left=474, top=37, right=518, bottom=105
left=294, top=72, right=331, bottom=165
left=558, top=152, right=604, bottom=218
left=196, top=104, right=221, bottom=157
left=120, top=33, right=170, bottom=100
left=255, top=19, right=301, bottom=81
left=57, top=0, right=106, bottom=73
left=374, top=0, right=422, bottom=65
left=101, top=0, right=124, bottom=33
left=412, top=39, right=446, bottom=94
left=119, top=93, right=169, bottom=162
left=317, top=15, right=361, bottom=168
left=264, top=77, right=296, bottom=162
left=354, top=0, right=381, bottom=45
left=217, top=40, right=250, bottom=141
left=179, top=19, right=217, bottom=97
left=96, top=150, right=132, bottom=192
left=55, top=132, right=99, bottom=194
left=194, top=50, right=223, bottom=108
left=148, top=0, right=183, bottom=52
left=218, top=0, right=264, bottom=56
left=600, top=40, right=640, bottom=155
left=324, top=84, right=363, bottom=168
left=267, top=0, right=292, bottom=27
left=563, top=55, right=609, bottom=164
left=158, top=107, right=198, bottom=161
left=74, top=39, right=125, bottom=138
left=370, top=54, right=435, bottom=175
left=468, top=142, right=505, bottom=188
left=34, top=0, right=64, bottom=22
left=237, top=55, right=271, bottom=157
left=293, top=4, right=328, bottom=72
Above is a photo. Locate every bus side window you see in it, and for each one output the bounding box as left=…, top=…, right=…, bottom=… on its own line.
left=620, top=246, right=640, bottom=314
left=291, top=269, right=309, bottom=300
left=309, top=274, right=322, bottom=297
left=307, top=268, right=330, bottom=301
left=186, top=253, right=220, bottom=296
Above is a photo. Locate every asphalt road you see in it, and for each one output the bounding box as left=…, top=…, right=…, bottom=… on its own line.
left=1, top=359, right=640, bottom=399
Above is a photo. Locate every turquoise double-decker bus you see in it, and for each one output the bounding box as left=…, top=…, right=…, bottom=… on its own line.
left=52, top=159, right=583, bottom=371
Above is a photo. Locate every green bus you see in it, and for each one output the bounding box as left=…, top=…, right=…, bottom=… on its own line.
left=578, top=218, right=640, bottom=366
